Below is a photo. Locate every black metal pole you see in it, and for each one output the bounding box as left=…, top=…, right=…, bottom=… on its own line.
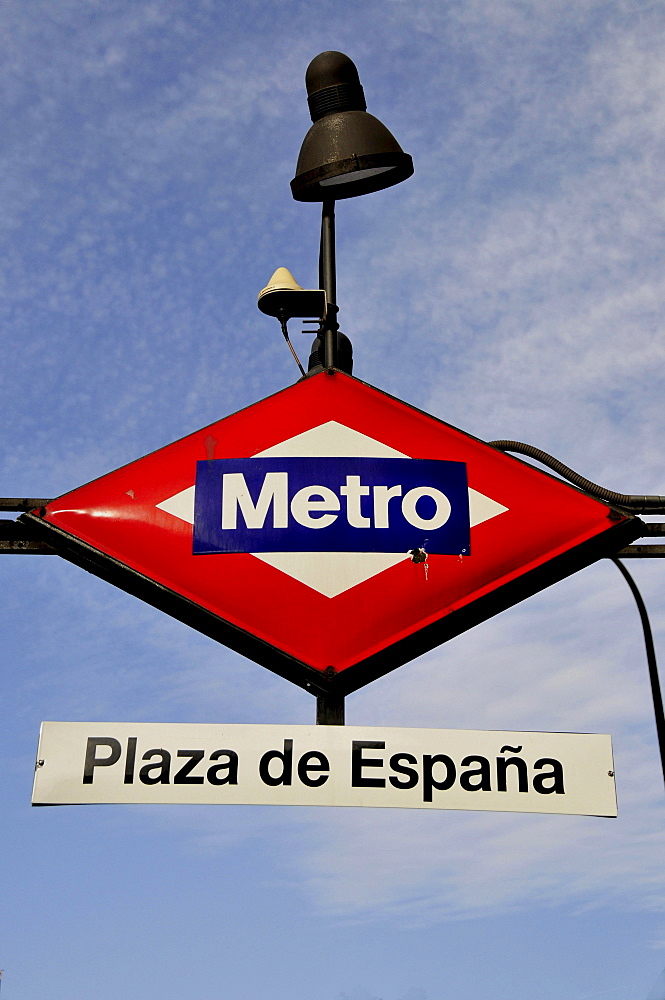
left=316, top=693, right=345, bottom=725
left=612, top=557, right=665, bottom=790
left=313, top=204, right=346, bottom=721
left=319, top=198, right=336, bottom=302
left=319, top=198, right=339, bottom=370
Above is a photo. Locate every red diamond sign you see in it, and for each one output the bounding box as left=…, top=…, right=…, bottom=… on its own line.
left=23, top=372, right=641, bottom=696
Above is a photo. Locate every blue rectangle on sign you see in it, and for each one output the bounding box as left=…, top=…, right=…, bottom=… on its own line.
left=193, top=457, right=470, bottom=555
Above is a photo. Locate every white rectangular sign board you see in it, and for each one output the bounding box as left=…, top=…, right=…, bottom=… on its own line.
left=32, top=723, right=617, bottom=816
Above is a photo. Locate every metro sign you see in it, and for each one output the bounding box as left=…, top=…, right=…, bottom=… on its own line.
left=192, top=456, right=471, bottom=556
left=23, top=372, right=641, bottom=696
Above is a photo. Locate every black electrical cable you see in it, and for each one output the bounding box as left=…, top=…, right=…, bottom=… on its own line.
left=278, top=313, right=306, bottom=378
left=611, top=558, right=665, bottom=791
left=489, top=440, right=665, bottom=514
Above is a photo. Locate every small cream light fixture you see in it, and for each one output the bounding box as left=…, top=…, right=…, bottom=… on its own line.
left=258, top=267, right=327, bottom=378
left=257, top=267, right=327, bottom=321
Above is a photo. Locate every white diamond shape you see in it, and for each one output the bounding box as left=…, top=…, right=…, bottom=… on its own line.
left=156, top=485, right=195, bottom=523
left=256, top=550, right=406, bottom=599
left=468, top=488, right=508, bottom=527
left=155, top=421, right=509, bottom=599
left=255, top=421, right=406, bottom=459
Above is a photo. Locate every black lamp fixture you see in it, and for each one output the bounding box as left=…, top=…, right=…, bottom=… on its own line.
left=292, top=52, right=413, bottom=376
left=291, top=50, right=413, bottom=202
left=259, top=51, right=412, bottom=381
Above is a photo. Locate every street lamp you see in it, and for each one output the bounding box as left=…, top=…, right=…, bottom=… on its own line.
left=291, top=50, right=413, bottom=374
left=291, top=50, right=413, bottom=201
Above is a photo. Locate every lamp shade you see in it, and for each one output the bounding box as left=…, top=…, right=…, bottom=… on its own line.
left=291, top=52, right=413, bottom=202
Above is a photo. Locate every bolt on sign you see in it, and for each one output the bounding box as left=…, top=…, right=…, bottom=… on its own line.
left=22, top=372, right=641, bottom=696
left=32, top=722, right=617, bottom=817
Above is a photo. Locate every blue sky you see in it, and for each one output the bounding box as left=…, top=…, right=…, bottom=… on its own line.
left=2, top=1, right=665, bottom=998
